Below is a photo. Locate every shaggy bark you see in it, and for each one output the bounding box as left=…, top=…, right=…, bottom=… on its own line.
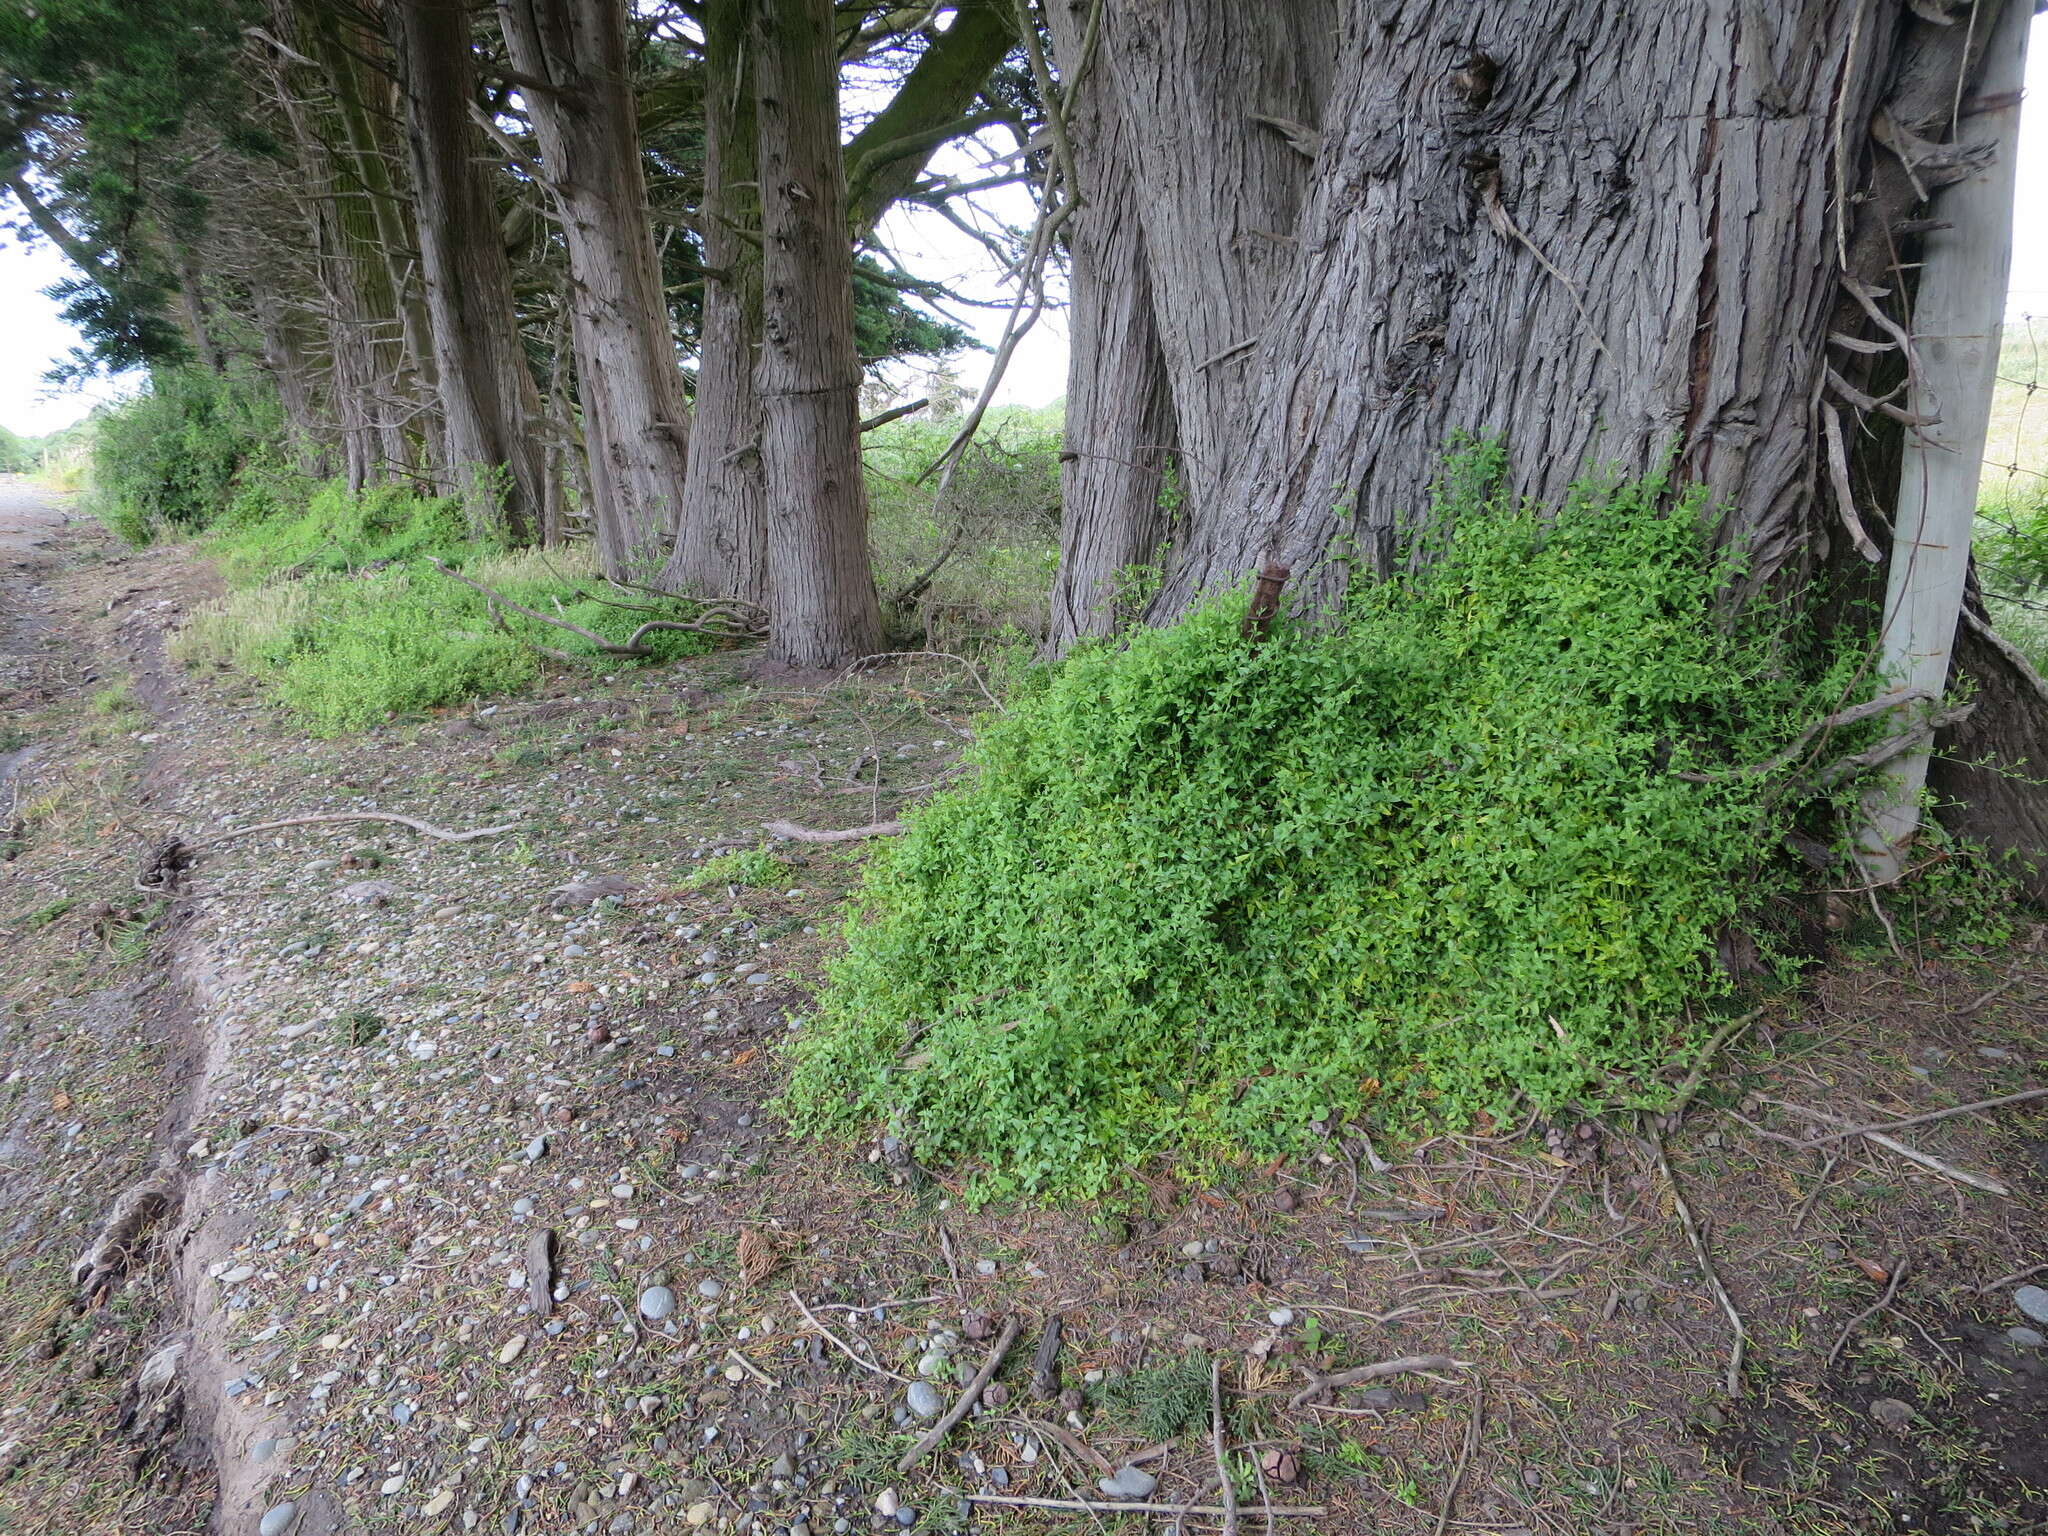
left=1078, top=0, right=2047, bottom=877
left=500, top=0, right=692, bottom=578
left=1043, top=0, right=1177, bottom=650
left=1101, top=0, right=1337, bottom=524
left=755, top=0, right=883, bottom=669
left=389, top=0, right=551, bottom=542
left=658, top=0, right=766, bottom=603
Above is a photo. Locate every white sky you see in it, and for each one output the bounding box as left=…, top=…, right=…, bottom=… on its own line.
left=2, top=13, right=2044, bottom=438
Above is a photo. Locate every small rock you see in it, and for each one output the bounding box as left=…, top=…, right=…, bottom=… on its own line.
left=906, top=1382, right=944, bottom=1419
left=639, top=1286, right=677, bottom=1322
left=512, top=1198, right=535, bottom=1216
left=2015, top=1285, right=2048, bottom=1325
left=339, top=880, right=397, bottom=906
left=423, top=1488, right=456, bottom=1518
left=875, top=1489, right=900, bottom=1518
left=1268, top=1307, right=1295, bottom=1327
left=499, top=1335, right=526, bottom=1364
left=974, top=1259, right=998, bottom=1276
left=684, top=1502, right=715, bottom=1528
left=1869, top=1397, right=1914, bottom=1431
left=524, top=1137, right=548, bottom=1162
left=258, top=1503, right=297, bottom=1536
left=1098, top=1467, right=1158, bottom=1499
left=697, top=1278, right=724, bottom=1300
left=2007, top=1326, right=2046, bottom=1349
left=1180, top=1240, right=1206, bottom=1259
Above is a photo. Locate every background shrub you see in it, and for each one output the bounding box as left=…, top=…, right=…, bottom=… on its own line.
left=87, top=367, right=282, bottom=542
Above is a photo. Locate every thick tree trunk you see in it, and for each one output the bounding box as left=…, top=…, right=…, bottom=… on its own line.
left=389, top=0, right=551, bottom=543
left=1044, top=0, right=1176, bottom=651
left=658, top=0, right=766, bottom=604
left=500, top=0, right=691, bottom=578
left=1140, top=1, right=1989, bottom=618
left=1934, top=611, right=2048, bottom=902
left=755, top=0, right=883, bottom=670
left=1072, top=0, right=2048, bottom=880
left=1101, top=0, right=1337, bottom=526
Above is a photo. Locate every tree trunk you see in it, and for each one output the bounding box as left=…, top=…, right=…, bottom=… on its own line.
left=1101, top=0, right=1337, bottom=526
left=1138, top=1, right=1989, bottom=618
left=389, top=0, right=551, bottom=543
left=755, top=0, right=883, bottom=670
left=1055, top=0, right=2048, bottom=873
left=657, top=0, right=766, bottom=604
left=499, top=0, right=691, bottom=578
left=1043, top=0, right=1177, bottom=651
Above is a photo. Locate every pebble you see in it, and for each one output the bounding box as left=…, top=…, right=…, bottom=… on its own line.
left=512, top=1198, right=535, bottom=1216
left=2015, top=1285, right=2048, bottom=1325
left=2009, top=1326, right=2046, bottom=1349
left=974, top=1259, right=998, bottom=1276
left=684, top=1502, right=715, bottom=1527
left=499, top=1334, right=527, bottom=1364
left=1269, top=1307, right=1295, bottom=1327
left=1180, top=1240, right=1206, bottom=1259
left=524, top=1137, right=548, bottom=1161
left=639, top=1286, right=677, bottom=1322
left=697, top=1278, right=724, bottom=1300
left=874, top=1489, right=900, bottom=1517
left=258, top=1503, right=297, bottom=1536
left=1869, top=1397, right=1914, bottom=1432
left=220, top=1265, right=256, bottom=1285
left=1100, top=1466, right=1158, bottom=1499
left=423, top=1489, right=456, bottom=1518
left=906, top=1382, right=944, bottom=1419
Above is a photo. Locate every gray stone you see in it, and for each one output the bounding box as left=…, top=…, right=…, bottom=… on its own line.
left=905, top=1382, right=945, bottom=1420
left=697, top=1278, right=724, bottom=1300
left=525, top=1137, right=548, bottom=1161
left=512, top=1198, right=535, bottom=1216
left=2007, top=1326, right=2046, bottom=1349
left=2015, top=1285, right=2048, bottom=1325
left=1869, top=1397, right=1914, bottom=1432
left=250, top=1438, right=280, bottom=1464
left=258, top=1504, right=298, bottom=1536
left=639, top=1287, right=677, bottom=1322
left=1098, top=1466, right=1159, bottom=1499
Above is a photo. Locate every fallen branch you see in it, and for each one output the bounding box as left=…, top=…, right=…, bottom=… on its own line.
left=194, top=811, right=521, bottom=849
left=761, top=818, right=904, bottom=843
left=428, top=558, right=761, bottom=656
left=1665, top=1006, right=1768, bottom=1119
left=1765, top=1099, right=2012, bottom=1195
left=1792, top=1088, right=2048, bottom=1145
left=1674, top=692, right=1937, bottom=784
left=1432, top=1381, right=1484, bottom=1536
left=1650, top=1132, right=1746, bottom=1396
left=839, top=649, right=1005, bottom=713
left=896, top=1313, right=1023, bottom=1473
left=1827, top=1253, right=1906, bottom=1367
left=1287, top=1354, right=1464, bottom=1410
left=962, top=1493, right=1324, bottom=1519
left=788, top=1289, right=914, bottom=1383
left=1212, top=1358, right=1240, bottom=1536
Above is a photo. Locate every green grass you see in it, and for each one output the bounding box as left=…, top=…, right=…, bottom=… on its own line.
left=175, top=542, right=719, bottom=735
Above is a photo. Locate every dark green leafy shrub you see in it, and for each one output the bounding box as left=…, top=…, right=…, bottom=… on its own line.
left=88, top=368, right=283, bottom=542
left=784, top=449, right=1873, bottom=1199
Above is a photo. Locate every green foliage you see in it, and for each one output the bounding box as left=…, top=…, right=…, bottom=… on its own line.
left=864, top=405, right=1061, bottom=640
left=1099, top=1354, right=1214, bottom=1441
left=206, top=474, right=474, bottom=583
left=785, top=447, right=1877, bottom=1199
left=685, top=846, right=789, bottom=890
left=87, top=368, right=283, bottom=542
left=174, top=537, right=717, bottom=736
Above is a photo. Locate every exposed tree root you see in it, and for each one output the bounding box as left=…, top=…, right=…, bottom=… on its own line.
left=72, top=1155, right=181, bottom=1305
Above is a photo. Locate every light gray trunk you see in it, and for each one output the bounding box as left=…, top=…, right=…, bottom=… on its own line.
left=755, top=0, right=883, bottom=670
left=1101, top=0, right=1337, bottom=526
left=1044, top=0, right=1176, bottom=651
left=390, top=0, right=552, bottom=543
left=659, top=0, right=766, bottom=604
left=500, top=0, right=692, bottom=579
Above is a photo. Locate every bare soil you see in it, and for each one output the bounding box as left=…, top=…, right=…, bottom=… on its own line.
left=1, top=480, right=2043, bottom=1536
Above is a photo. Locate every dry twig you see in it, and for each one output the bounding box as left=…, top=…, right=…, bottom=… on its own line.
left=1287, top=1354, right=1465, bottom=1409
left=896, top=1314, right=1023, bottom=1473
